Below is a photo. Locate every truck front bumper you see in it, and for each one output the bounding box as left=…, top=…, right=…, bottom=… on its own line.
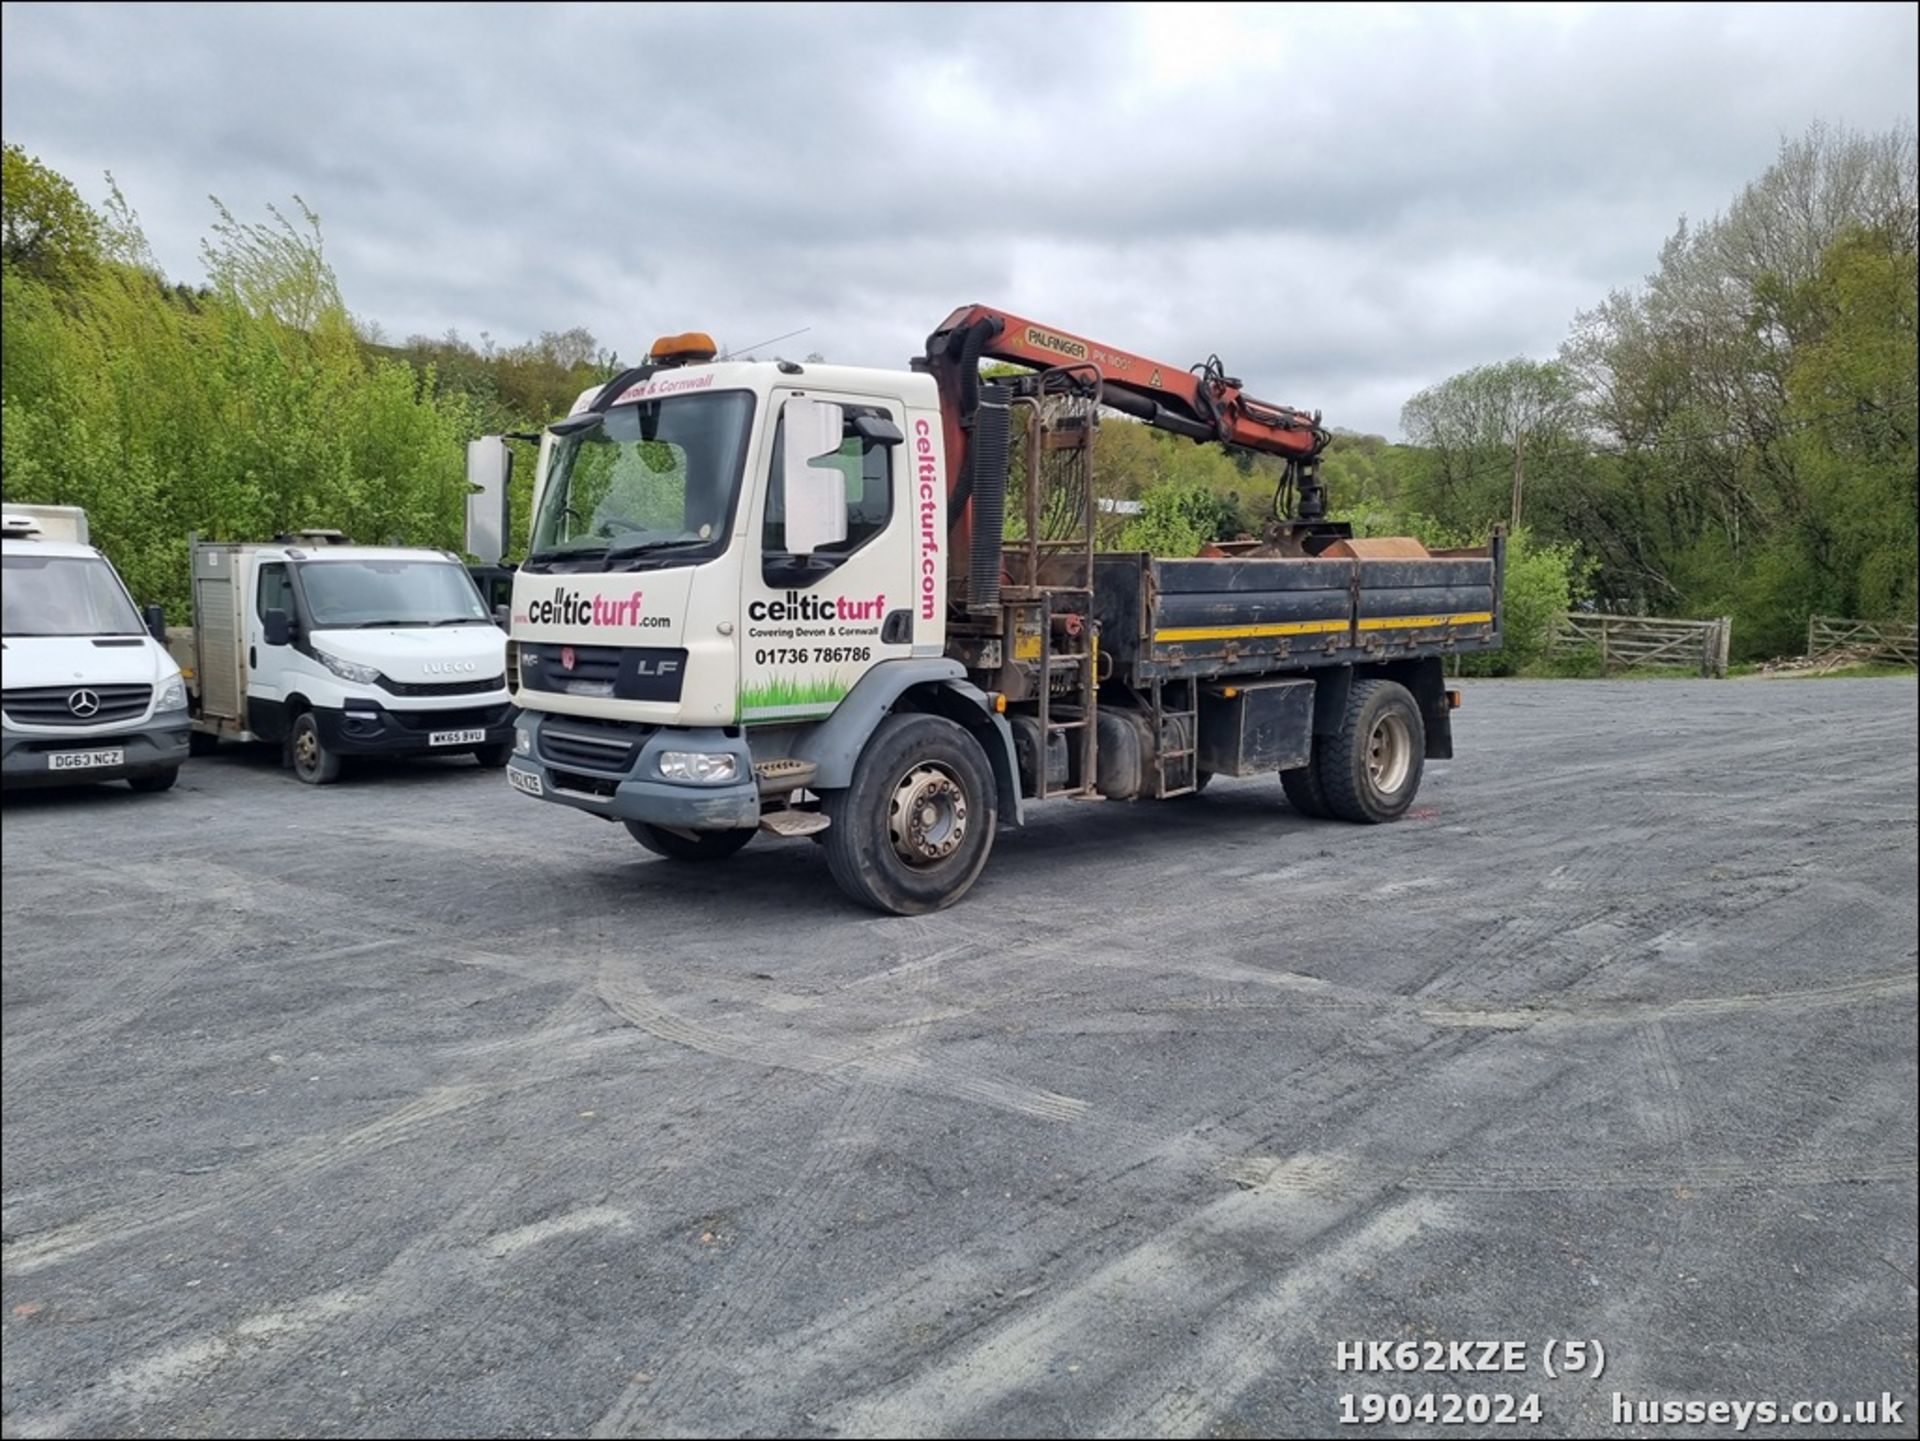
left=312, top=702, right=516, bottom=758
left=1, top=716, right=192, bottom=788
left=505, top=710, right=760, bottom=830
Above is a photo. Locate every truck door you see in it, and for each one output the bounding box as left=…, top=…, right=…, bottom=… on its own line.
left=249, top=560, right=295, bottom=726
left=739, top=392, right=915, bottom=723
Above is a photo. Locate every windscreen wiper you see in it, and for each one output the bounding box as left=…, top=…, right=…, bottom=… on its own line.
left=604, top=537, right=710, bottom=563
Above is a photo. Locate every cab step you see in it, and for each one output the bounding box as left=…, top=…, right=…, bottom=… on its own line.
left=754, top=757, right=819, bottom=795
left=760, top=808, right=830, bottom=838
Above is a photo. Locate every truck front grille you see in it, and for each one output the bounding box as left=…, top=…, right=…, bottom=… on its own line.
left=539, top=717, right=647, bottom=773
left=2, top=684, right=152, bottom=727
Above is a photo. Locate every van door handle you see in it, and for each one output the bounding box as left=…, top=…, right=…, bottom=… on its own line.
left=249, top=645, right=257, bottom=668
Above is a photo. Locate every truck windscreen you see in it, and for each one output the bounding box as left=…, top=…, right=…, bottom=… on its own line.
left=526, top=390, right=755, bottom=572
left=296, top=561, right=491, bottom=629
left=1, top=555, right=144, bottom=637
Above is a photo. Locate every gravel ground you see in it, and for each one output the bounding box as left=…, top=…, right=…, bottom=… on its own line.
left=2, top=678, right=1915, bottom=1439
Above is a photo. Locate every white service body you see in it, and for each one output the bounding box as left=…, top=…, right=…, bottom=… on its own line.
left=180, top=539, right=515, bottom=774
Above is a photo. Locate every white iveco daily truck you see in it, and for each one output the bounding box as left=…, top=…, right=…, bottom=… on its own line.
left=2, top=506, right=191, bottom=792
left=175, top=532, right=515, bottom=783
left=489, top=314, right=1504, bottom=914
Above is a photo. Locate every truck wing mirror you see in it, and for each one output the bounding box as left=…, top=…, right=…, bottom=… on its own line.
left=465, top=437, right=512, bottom=565
left=493, top=602, right=511, bottom=630
left=781, top=397, right=848, bottom=555
left=143, top=603, right=166, bottom=642
left=263, top=607, right=292, bottom=647
left=851, top=414, right=904, bottom=446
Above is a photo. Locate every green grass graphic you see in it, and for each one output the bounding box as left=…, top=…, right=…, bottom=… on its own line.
left=739, top=674, right=850, bottom=719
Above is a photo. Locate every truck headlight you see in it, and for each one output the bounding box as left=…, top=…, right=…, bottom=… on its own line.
left=156, top=678, right=188, bottom=712
left=658, top=751, right=738, bottom=785
left=514, top=726, right=533, bottom=755
left=316, top=650, right=383, bottom=685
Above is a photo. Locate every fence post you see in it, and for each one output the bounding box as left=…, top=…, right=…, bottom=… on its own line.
left=1717, top=617, right=1732, bottom=678
left=1600, top=617, right=1610, bottom=672
left=1807, top=614, right=1816, bottom=659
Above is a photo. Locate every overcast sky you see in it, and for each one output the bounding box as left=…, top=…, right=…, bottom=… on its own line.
left=3, top=2, right=1915, bottom=436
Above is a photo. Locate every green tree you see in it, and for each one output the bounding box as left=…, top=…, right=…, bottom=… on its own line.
left=1, top=143, right=104, bottom=288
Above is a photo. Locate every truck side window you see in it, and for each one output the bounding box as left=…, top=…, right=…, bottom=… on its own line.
left=764, top=407, right=892, bottom=556
left=257, top=563, right=294, bottom=623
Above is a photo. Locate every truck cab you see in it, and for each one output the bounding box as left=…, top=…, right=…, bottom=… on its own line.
left=178, top=534, right=515, bottom=784
left=1, top=509, right=192, bottom=793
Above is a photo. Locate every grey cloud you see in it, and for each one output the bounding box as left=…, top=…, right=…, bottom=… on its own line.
left=4, top=1, right=1914, bottom=435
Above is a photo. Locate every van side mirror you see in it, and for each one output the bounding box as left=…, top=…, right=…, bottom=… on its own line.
left=263, top=607, right=292, bottom=647
left=781, top=397, right=848, bottom=556
left=143, top=603, right=166, bottom=642
left=493, top=603, right=510, bottom=630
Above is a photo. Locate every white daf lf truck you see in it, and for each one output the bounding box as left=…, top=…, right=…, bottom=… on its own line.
left=2, top=507, right=191, bottom=792
left=175, top=532, right=514, bottom=783
left=489, top=317, right=1504, bottom=914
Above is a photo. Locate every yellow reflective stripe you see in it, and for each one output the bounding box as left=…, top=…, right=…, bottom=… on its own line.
left=1357, top=611, right=1494, bottom=631
left=1153, top=611, right=1493, bottom=644
left=1152, top=619, right=1348, bottom=643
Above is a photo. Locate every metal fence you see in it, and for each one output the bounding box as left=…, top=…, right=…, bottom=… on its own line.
left=1807, top=614, right=1919, bottom=667
left=1550, top=613, right=1733, bottom=677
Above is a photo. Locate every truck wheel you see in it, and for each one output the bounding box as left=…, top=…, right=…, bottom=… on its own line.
left=1315, top=679, right=1425, bottom=823
left=289, top=711, right=343, bottom=785
left=189, top=731, right=221, bottom=756
left=1280, top=764, right=1331, bottom=818
left=625, top=821, right=754, bottom=862
left=128, top=768, right=179, bottom=794
left=473, top=742, right=513, bottom=769
left=823, top=712, right=997, bottom=915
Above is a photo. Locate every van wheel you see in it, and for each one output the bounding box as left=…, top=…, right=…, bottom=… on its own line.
left=1316, top=679, right=1425, bottom=823
left=625, top=822, right=754, bottom=862
left=823, top=713, right=997, bottom=915
left=290, top=711, right=343, bottom=785
left=473, top=742, right=513, bottom=769
left=128, top=768, right=179, bottom=794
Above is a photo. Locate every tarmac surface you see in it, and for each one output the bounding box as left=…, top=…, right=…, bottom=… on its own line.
left=2, top=678, right=1915, bottom=1437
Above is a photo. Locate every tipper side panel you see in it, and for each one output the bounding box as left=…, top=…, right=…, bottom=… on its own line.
left=1094, top=551, right=1501, bottom=683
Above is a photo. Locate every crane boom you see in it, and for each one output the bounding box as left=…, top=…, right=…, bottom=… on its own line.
left=923, top=305, right=1336, bottom=607
left=925, top=304, right=1328, bottom=460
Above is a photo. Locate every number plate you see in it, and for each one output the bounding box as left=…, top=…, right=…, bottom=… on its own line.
left=507, top=766, right=543, bottom=797
left=429, top=728, right=487, bottom=747
left=49, top=749, right=125, bottom=771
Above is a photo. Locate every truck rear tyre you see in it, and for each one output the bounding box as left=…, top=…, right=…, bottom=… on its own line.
left=289, top=711, right=343, bottom=785
left=823, top=712, right=997, bottom=915
left=1280, top=763, right=1332, bottom=818
left=1315, top=678, right=1425, bottom=823
left=128, top=768, right=179, bottom=794
left=625, top=821, right=755, bottom=862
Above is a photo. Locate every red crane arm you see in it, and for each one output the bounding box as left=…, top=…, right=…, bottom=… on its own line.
left=925, top=304, right=1327, bottom=460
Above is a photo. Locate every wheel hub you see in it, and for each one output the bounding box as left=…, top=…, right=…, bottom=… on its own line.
left=1367, top=712, right=1413, bottom=794
left=888, top=764, right=968, bottom=866
left=295, top=729, right=318, bottom=770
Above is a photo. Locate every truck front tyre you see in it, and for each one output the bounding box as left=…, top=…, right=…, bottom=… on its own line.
left=1315, top=678, right=1425, bottom=823
left=128, top=768, right=179, bottom=794
left=289, top=711, right=343, bottom=786
left=823, top=712, right=997, bottom=915
left=625, top=821, right=755, bottom=863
